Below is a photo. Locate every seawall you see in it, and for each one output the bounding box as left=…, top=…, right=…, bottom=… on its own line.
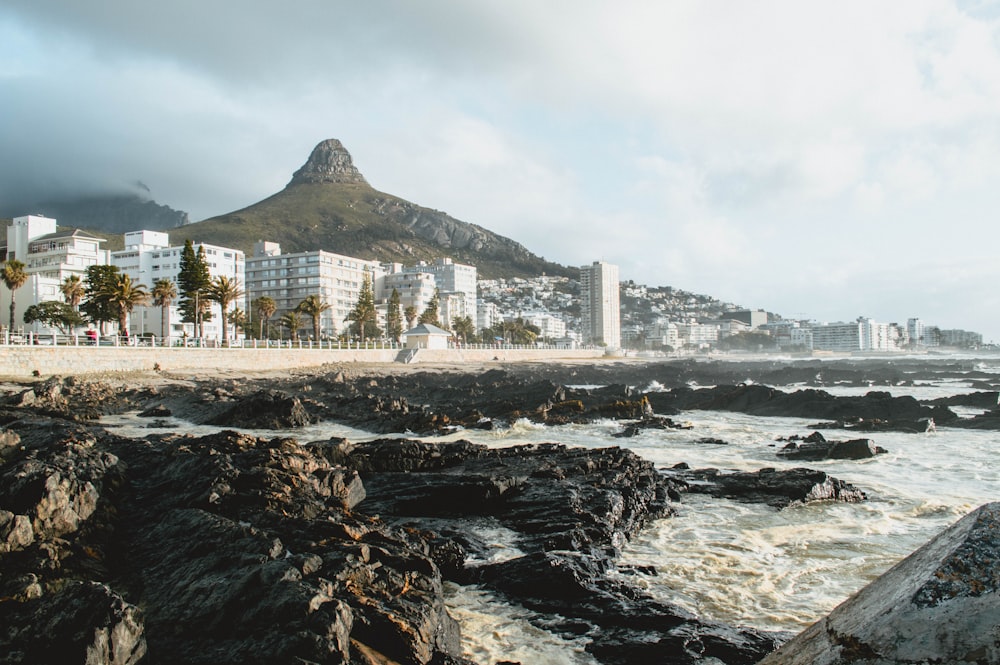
left=0, top=346, right=606, bottom=379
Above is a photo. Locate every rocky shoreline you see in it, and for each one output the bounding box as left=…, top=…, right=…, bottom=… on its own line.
left=2, top=358, right=999, bottom=664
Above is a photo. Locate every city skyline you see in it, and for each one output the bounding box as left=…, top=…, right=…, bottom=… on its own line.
left=2, top=2, right=999, bottom=342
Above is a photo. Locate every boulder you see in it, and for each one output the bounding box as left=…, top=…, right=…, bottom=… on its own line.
left=759, top=502, right=1000, bottom=664
left=670, top=467, right=867, bottom=508
left=777, top=433, right=886, bottom=461
left=207, top=389, right=316, bottom=429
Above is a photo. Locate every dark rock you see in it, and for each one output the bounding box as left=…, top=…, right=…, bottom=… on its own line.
left=645, top=384, right=957, bottom=430
left=614, top=416, right=693, bottom=437
left=350, top=439, right=676, bottom=555
left=349, top=439, right=783, bottom=663
left=777, top=435, right=887, bottom=461
left=0, top=581, right=146, bottom=665
left=207, top=389, right=316, bottom=429
left=669, top=467, right=867, bottom=508
left=928, top=390, right=1000, bottom=409
left=0, top=420, right=467, bottom=665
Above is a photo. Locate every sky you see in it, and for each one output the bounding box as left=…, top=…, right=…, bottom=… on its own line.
left=2, top=1, right=1000, bottom=342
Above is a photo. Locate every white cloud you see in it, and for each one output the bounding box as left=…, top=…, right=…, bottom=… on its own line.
left=2, top=0, right=1000, bottom=339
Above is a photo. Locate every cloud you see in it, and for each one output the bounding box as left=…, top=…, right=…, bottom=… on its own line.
left=2, top=0, right=1000, bottom=339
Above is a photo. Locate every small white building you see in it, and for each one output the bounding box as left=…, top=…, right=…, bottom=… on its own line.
left=403, top=323, right=452, bottom=350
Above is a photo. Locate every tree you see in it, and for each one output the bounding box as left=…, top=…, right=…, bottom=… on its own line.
left=496, top=317, right=539, bottom=345
left=386, top=288, right=403, bottom=342
left=345, top=270, right=378, bottom=342
left=451, top=315, right=475, bottom=344
left=207, top=275, right=244, bottom=346
left=100, top=273, right=150, bottom=337
left=2, top=259, right=28, bottom=332
left=23, top=301, right=86, bottom=334
left=279, top=310, right=303, bottom=341
left=404, top=305, right=418, bottom=331
left=253, top=297, right=277, bottom=339
left=229, top=307, right=247, bottom=339
left=296, top=294, right=331, bottom=341
left=418, top=288, right=441, bottom=326
left=151, top=278, right=178, bottom=339
left=60, top=275, right=85, bottom=311
left=177, top=240, right=212, bottom=337
left=80, top=265, right=121, bottom=334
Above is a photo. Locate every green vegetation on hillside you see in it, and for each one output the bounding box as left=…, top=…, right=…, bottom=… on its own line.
left=177, top=182, right=574, bottom=280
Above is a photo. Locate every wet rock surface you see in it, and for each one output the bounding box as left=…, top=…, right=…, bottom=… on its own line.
left=667, top=466, right=868, bottom=508
left=2, top=357, right=998, bottom=664
left=775, top=431, right=887, bottom=461
left=644, top=384, right=957, bottom=431
left=0, top=408, right=783, bottom=665
left=0, top=417, right=470, bottom=665
left=344, top=438, right=784, bottom=664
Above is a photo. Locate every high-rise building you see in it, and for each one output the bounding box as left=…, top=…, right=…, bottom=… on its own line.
left=579, top=261, right=621, bottom=348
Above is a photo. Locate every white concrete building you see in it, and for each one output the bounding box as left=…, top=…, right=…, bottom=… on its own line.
left=110, top=231, right=245, bottom=340
left=378, top=269, right=438, bottom=329
left=676, top=321, right=720, bottom=348
left=245, top=242, right=382, bottom=339
left=477, top=300, right=503, bottom=332
left=580, top=261, right=621, bottom=348
left=395, top=258, right=477, bottom=331
left=0, top=215, right=107, bottom=334
left=523, top=312, right=567, bottom=341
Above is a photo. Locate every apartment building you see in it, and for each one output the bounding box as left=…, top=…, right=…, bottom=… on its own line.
left=378, top=269, right=437, bottom=327
left=110, top=231, right=245, bottom=340
left=580, top=260, right=621, bottom=348
left=395, top=258, right=477, bottom=330
left=245, top=242, right=383, bottom=339
left=0, top=215, right=107, bottom=333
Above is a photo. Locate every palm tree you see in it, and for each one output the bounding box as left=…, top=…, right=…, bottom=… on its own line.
left=404, top=305, right=418, bottom=331
left=207, top=275, right=244, bottom=346
left=279, top=310, right=303, bottom=342
left=60, top=275, right=85, bottom=311
left=253, top=296, right=277, bottom=339
left=229, top=308, right=247, bottom=340
left=2, top=259, right=28, bottom=332
left=296, top=294, right=331, bottom=341
left=452, top=315, right=475, bottom=344
left=151, top=278, right=178, bottom=340
left=100, top=273, right=150, bottom=337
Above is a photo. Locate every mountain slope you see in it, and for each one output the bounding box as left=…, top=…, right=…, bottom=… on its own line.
left=179, top=139, right=574, bottom=279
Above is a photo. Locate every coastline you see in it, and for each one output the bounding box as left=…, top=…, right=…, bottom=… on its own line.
left=3, top=355, right=1000, bottom=663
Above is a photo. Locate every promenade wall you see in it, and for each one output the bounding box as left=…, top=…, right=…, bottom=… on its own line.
left=0, top=346, right=606, bottom=379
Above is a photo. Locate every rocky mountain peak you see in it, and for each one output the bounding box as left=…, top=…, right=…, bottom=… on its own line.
left=288, top=139, right=368, bottom=186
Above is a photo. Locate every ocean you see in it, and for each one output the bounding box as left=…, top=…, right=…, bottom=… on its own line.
left=101, top=354, right=1000, bottom=664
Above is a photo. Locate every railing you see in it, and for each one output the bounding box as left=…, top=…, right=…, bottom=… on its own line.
left=0, top=330, right=595, bottom=352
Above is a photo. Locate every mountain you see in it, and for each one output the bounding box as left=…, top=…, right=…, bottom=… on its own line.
left=178, top=139, right=575, bottom=279
left=2, top=185, right=189, bottom=234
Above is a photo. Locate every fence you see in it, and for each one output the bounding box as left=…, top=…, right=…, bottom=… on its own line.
left=0, top=332, right=606, bottom=379
left=0, top=330, right=591, bottom=353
